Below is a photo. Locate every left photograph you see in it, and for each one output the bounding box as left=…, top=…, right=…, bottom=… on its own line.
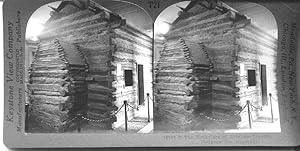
left=25, top=0, right=154, bottom=133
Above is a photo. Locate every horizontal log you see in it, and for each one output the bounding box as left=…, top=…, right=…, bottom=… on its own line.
left=86, top=75, right=115, bottom=82
left=164, top=39, right=179, bottom=46
left=166, top=19, right=233, bottom=39
left=237, top=30, right=277, bottom=50
left=46, top=10, right=95, bottom=28
left=155, top=83, right=191, bottom=93
left=211, top=93, right=239, bottom=101
left=66, top=32, right=111, bottom=47
left=34, top=57, right=67, bottom=63
left=159, top=51, right=184, bottom=58
left=114, top=45, right=151, bottom=58
left=30, top=110, right=69, bottom=132
left=28, top=84, right=67, bottom=95
left=183, top=33, right=235, bottom=48
left=156, top=114, right=189, bottom=130
left=212, top=83, right=239, bottom=93
left=112, top=38, right=152, bottom=55
left=157, top=90, right=188, bottom=96
left=88, top=97, right=114, bottom=107
left=30, top=62, right=66, bottom=68
left=86, top=111, right=117, bottom=123
left=174, top=9, right=219, bottom=29
left=45, top=12, right=106, bottom=36
left=161, top=47, right=184, bottom=55
left=31, top=60, right=66, bottom=66
left=40, top=20, right=112, bottom=40
left=156, top=71, right=191, bottom=77
left=236, top=35, right=276, bottom=55
left=156, top=64, right=191, bottom=70
left=35, top=52, right=64, bottom=59
left=159, top=69, right=193, bottom=74
left=88, top=84, right=116, bottom=93
left=236, top=90, right=259, bottom=98
left=30, top=77, right=66, bottom=85
left=87, top=103, right=117, bottom=111
left=89, top=66, right=116, bottom=73
left=155, top=94, right=193, bottom=104
left=30, top=65, right=67, bottom=71
left=159, top=57, right=191, bottom=63
left=158, top=102, right=193, bottom=117
left=88, top=93, right=116, bottom=102
left=32, top=91, right=62, bottom=96
left=170, top=12, right=231, bottom=36
left=113, top=33, right=152, bottom=50
left=31, top=103, right=69, bottom=119
left=210, top=101, right=241, bottom=111
left=29, top=95, right=71, bottom=104
left=113, top=56, right=135, bottom=64
left=119, top=25, right=152, bottom=43
left=38, top=41, right=55, bottom=49
left=243, top=24, right=277, bottom=42
left=30, top=69, right=68, bottom=74
left=155, top=76, right=190, bottom=85
left=113, top=28, right=152, bottom=48
left=210, top=75, right=239, bottom=81
left=87, top=56, right=112, bottom=65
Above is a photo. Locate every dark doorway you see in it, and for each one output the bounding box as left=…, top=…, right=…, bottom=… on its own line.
left=137, top=64, right=145, bottom=105
left=260, top=64, right=268, bottom=105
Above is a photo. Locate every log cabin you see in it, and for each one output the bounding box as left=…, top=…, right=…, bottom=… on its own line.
left=154, top=1, right=277, bottom=131
left=27, top=0, right=153, bottom=132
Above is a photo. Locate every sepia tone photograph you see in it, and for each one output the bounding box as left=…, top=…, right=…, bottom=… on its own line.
left=153, top=0, right=280, bottom=132
left=25, top=0, right=154, bottom=133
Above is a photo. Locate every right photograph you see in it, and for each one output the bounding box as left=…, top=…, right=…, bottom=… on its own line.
left=153, top=0, right=280, bottom=132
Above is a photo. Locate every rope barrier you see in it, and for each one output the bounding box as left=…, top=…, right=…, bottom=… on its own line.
left=200, top=113, right=231, bottom=122
left=199, top=103, right=248, bottom=122
left=234, top=103, right=248, bottom=115
left=271, top=96, right=278, bottom=102
left=80, top=115, right=112, bottom=123
left=127, top=104, right=139, bottom=110
left=35, top=93, right=154, bottom=132
left=112, top=104, right=125, bottom=116
left=80, top=104, right=125, bottom=123
left=250, top=104, right=262, bottom=111
left=148, top=96, right=153, bottom=101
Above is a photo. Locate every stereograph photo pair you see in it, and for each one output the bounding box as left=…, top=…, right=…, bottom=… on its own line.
left=2, top=0, right=300, bottom=148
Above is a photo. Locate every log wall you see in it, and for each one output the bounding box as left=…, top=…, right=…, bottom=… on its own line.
left=28, top=1, right=152, bottom=131
left=28, top=40, right=88, bottom=132
left=155, top=2, right=277, bottom=131
left=111, top=25, right=152, bottom=128
left=155, top=4, right=241, bottom=131
left=37, top=3, right=119, bottom=130
left=235, top=24, right=277, bottom=128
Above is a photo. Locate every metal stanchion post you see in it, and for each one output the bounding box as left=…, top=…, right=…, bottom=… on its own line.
left=247, top=100, right=252, bottom=129
left=269, top=93, right=274, bottom=123
left=147, top=93, right=150, bottom=123
left=25, top=103, right=29, bottom=132
left=124, top=101, right=128, bottom=131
